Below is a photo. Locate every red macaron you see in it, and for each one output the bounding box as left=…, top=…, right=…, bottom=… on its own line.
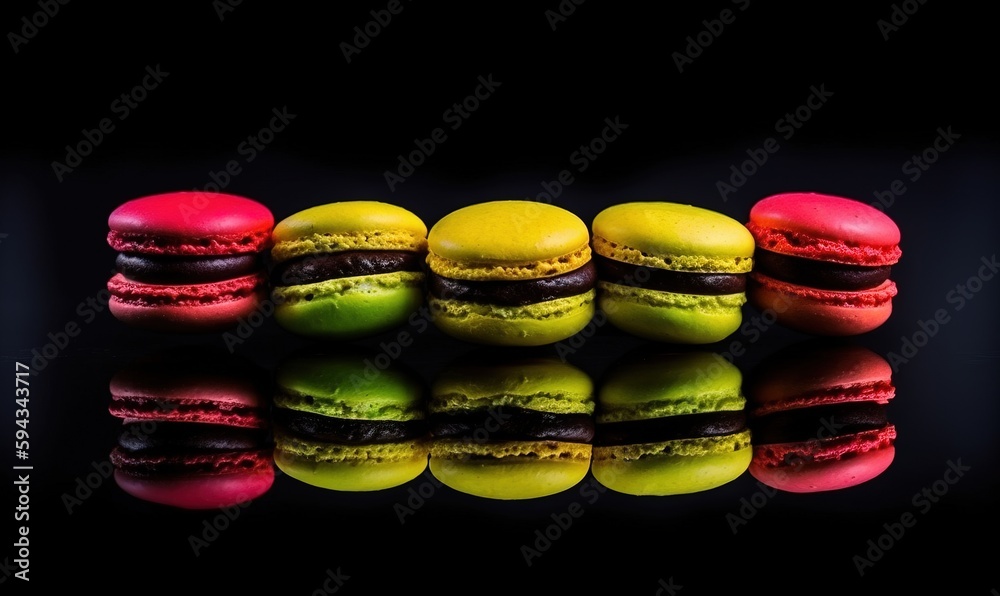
left=108, top=349, right=275, bottom=509
left=745, top=192, right=901, bottom=335
left=107, top=191, right=274, bottom=332
left=746, top=341, right=896, bottom=493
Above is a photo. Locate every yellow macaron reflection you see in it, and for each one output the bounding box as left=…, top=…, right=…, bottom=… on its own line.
left=428, top=351, right=595, bottom=499
left=592, top=348, right=751, bottom=496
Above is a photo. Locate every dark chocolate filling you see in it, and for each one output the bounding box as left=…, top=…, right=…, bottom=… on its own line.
left=116, top=253, right=261, bottom=284
left=430, top=406, right=595, bottom=443
left=271, top=250, right=423, bottom=286
left=754, top=249, right=891, bottom=290
left=594, top=255, right=746, bottom=295
left=750, top=402, right=889, bottom=445
left=118, top=422, right=268, bottom=453
left=427, top=261, right=597, bottom=306
left=273, top=407, right=427, bottom=444
left=594, top=410, right=747, bottom=446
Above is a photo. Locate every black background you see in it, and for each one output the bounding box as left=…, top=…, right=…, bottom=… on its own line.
left=3, top=1, right=999, bottom=593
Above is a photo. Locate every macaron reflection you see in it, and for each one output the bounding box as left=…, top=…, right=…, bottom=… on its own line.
left=746, top=341, right=897, bottom=493
left=271, top=349, right=429, bottom=491
left=428, top=353, right=595, bottom=499
left=108, top=348, right=275, bottom=510
left=591, top=350, right=751, bottom=496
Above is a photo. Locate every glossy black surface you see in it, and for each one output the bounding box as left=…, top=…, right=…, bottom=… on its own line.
left=3, top=3, right=998, bottom=594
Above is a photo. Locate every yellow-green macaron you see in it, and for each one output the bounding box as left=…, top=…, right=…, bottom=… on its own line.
left=271, top=349, right=429, bottom=492
left=426, top=200, right=597, bottom=346
left=428, top=353, right=595, bottom=500
left=592, top=202, right=755, bottom=343
left=270, top=201, right=428, bottom=339
left=592, top=350, right=751, bottom=496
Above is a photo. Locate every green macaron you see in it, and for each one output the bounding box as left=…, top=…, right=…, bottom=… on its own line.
left=272, top=350, right=429, bottom=492
left=270, top=201, right=428, bottom=339
left=591, top=350, right=751, bottom=496
left=592, top=202, right=755, bottom=344
left=428, top=354, right=595, bottom=500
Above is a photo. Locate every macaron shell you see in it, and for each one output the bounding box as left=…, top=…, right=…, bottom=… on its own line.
left=750, top=433, right=896, bottom=493
left=107, top=191, right=274, bottom=256
left=429, top=442, right=592, bottom=500
left=273, top=437, right=429, bottom=492
left=746, top=192, right=901, bottom=266
left=748, top=343, right=895, bottom=415
left=273, top=351, right=425, bottom=421
left=429, top=292, right=596, bottom=346
left=592, top=202, right=755, bottom=273
left=748, top=273, right=896, bottom=336
left=107, top=273, right=267, bottom=332
left=592, top=443, right=751, bottom=496
left=270, top=201, right=428, bottom=263
left=272, top=272, right=425, bottom=340
left=430, top=358, right=594, bottom=415
left=113, top=466, right=275, bottom=509
left=428, top=200, right=591, bottom=265
left=597, top=351, right=744, bottom=423
left=598, top=283, right=746, bottom=344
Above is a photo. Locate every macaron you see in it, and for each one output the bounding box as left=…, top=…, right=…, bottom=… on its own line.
left=107, top=191, right=273, bottom=332
left=591, top=202, right=755, bottom=344
left=745, top=192, right=902, bottom=335
left=426, top=200, right=597, bottom=346
left=110, top=422, right=275, bottom=510
left=270, top=201, right=428, bottom=339
left=271, top=349, right=429, bottom=491
left=746, top=341, right=897, bottom=493
left=591, top=350, right=751, bottom=496
left=428, top=353, right=595, bottom=500
left=107, top=349, right=275, bottom=509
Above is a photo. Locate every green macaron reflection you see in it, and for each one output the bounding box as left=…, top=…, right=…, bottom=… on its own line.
left=592, top=349, right=751, bottom=496
left=271, top=348, right=429, bottom=492
left=428, top=351, right=595, bottom=500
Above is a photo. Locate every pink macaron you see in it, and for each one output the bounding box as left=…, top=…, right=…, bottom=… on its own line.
left=107, top=191, right=274, bottom=332
left=745, top=192, right=902, bottom=335
left=107, top=349, right=275, bottom=509
left=746, top=341, right=897, bottom=493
